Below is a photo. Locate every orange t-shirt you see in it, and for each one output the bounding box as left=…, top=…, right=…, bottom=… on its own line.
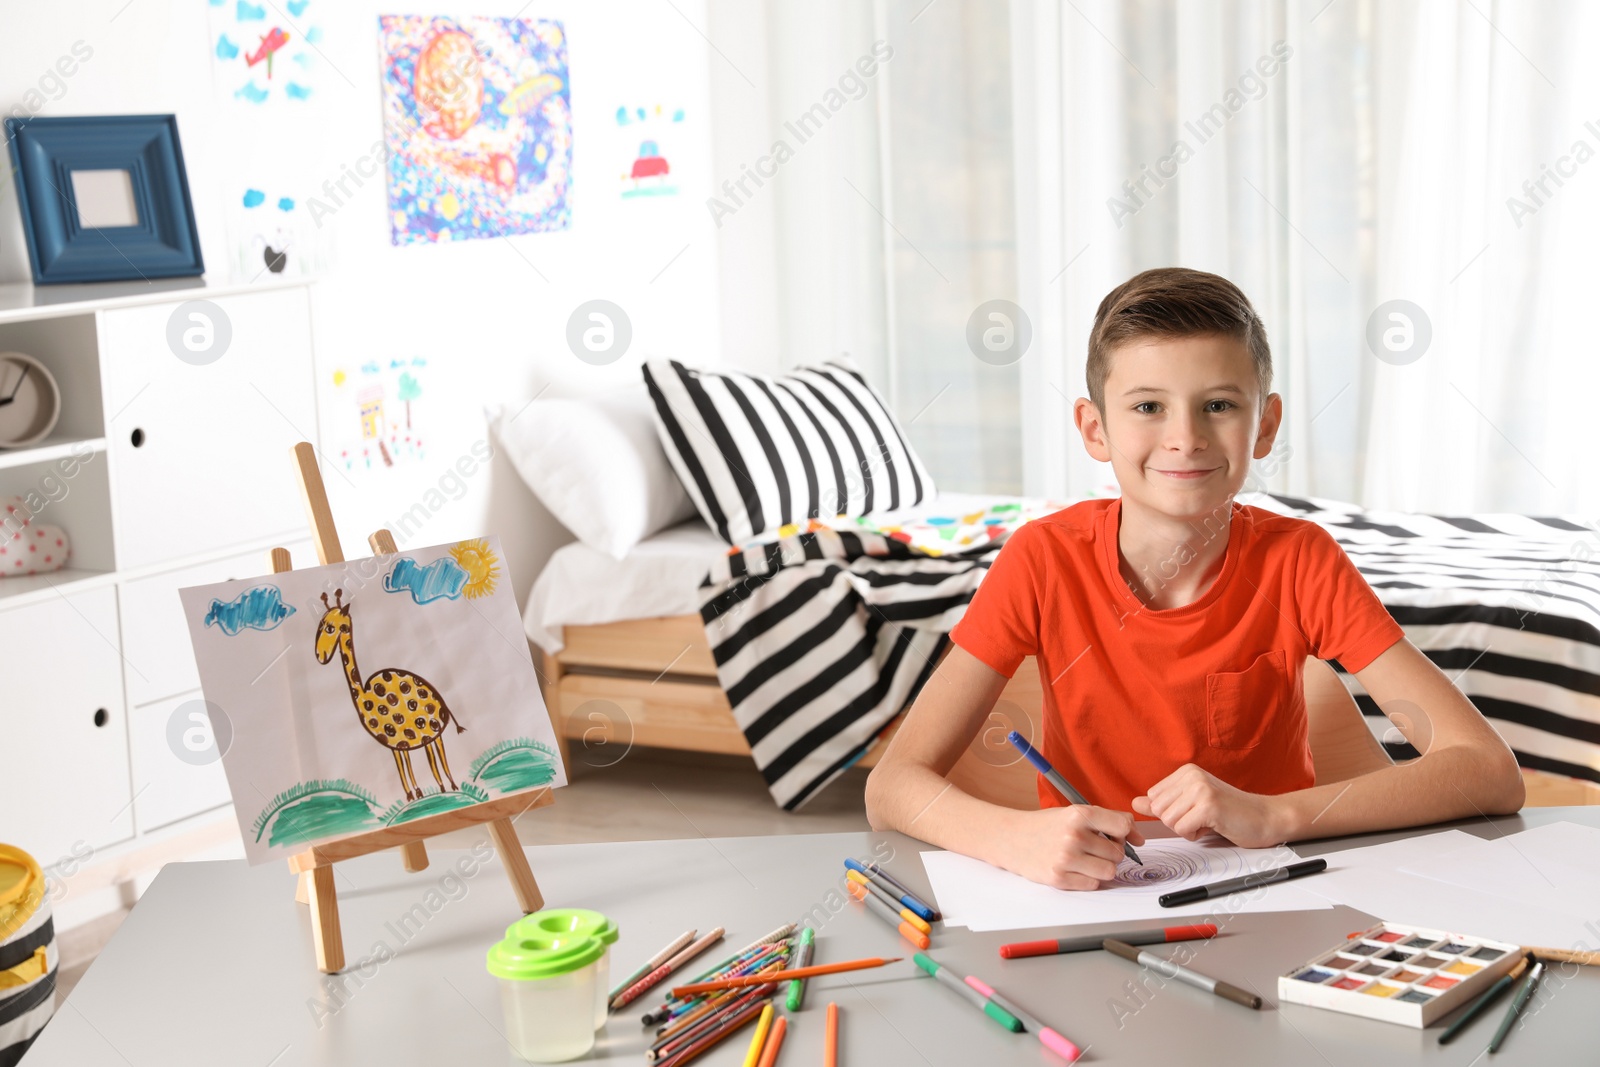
left=950, top=497, right=1405, bottom=813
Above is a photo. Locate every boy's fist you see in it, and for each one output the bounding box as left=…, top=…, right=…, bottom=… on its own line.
left=1009, top=804, right=1145, bottom=890
left=1132, top=763, right=1286, bottom=847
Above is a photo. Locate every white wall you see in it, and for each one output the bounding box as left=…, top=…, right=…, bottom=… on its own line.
left=0, top=0, right=729, bottom=603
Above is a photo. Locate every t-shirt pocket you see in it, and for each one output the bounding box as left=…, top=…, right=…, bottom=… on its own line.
left=1205, top=650, right=1288, bottom=751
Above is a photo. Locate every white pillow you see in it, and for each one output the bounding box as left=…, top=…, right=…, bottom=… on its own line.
left=488, top=387, right=698, bottom=559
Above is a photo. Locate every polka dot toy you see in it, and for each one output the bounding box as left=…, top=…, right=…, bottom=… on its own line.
left=0, top=496, right=70, bottom=577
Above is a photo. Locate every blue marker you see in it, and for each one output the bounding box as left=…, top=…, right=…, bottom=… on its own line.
left=844, top=858, right=936, bottom=922
left=1006, top=731, right=1142, bottom=866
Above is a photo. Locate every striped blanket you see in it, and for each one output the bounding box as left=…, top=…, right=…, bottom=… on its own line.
left=700, top=493, right=1600, bottom=809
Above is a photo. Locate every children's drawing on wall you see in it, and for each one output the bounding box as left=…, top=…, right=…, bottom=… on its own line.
left=207, top=0, right=324, bottom=106
left=329, top=357, right=428, bottom=471
left=378, top=15, right=572, bottom=245
left=179, top=536, right=566, bottom=864
left=617, top=104, right=686, bottom=199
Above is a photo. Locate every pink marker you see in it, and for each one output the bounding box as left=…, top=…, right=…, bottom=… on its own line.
left=963, top=974, right=1081, bottom=1062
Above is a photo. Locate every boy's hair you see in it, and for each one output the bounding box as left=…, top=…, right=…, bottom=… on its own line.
left=1086, top=267, right=1272, bottom=413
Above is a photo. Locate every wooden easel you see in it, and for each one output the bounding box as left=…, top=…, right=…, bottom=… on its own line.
left=277, top=442, right=554, bottom=973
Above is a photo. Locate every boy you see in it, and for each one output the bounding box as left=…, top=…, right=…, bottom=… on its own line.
left=865, top=267, right=1523, bottom=890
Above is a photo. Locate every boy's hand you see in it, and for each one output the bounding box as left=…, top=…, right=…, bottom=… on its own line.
left=1008, top=805, right=1146, bottom=890
left=1132, top=764, right=1286, bottom=848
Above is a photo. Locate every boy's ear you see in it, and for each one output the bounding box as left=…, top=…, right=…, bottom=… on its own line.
left=1252, top=392, right=1284, bottom=459
left=1073, top=397, right=1114, bottom=463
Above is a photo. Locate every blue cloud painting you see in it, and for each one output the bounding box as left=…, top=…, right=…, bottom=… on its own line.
left=384, top=557, right=467, bottom=604
left=205, top=586, right=296, bottom=635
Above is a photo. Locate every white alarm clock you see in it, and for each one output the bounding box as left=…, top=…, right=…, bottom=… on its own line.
left=0, top=352, right=61, bottom=448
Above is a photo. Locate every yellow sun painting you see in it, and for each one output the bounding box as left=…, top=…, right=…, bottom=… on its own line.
left=450, top=539, right=500, bottom=599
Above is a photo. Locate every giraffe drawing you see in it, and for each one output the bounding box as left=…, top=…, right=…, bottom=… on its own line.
left=313, top=588, right=464, bottom=802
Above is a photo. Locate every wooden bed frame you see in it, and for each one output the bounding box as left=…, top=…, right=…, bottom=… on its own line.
left=536, top=616, right=1599, bottom=810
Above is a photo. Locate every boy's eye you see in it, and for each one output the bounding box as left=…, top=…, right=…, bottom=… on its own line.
left=1134, top=401, right=1160, bottom=414
left=1206, top=399, right=1235, bottom=413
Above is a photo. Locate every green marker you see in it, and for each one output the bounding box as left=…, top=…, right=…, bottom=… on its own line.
left=912, top=953, right=1022, bottom=1032
left=786, top=927, right=815, bottom=1010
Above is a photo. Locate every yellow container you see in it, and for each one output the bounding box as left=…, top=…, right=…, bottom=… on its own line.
left=0, top=843, right=55, bottom=1064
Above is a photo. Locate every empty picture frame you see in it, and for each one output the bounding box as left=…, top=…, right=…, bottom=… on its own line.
left=4, top=114, right=204, bottom=284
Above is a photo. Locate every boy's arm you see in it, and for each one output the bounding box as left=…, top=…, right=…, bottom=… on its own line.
left=865, top=644, right=1142, bottom=890
left=1133, top=637, right=1525, bottom=845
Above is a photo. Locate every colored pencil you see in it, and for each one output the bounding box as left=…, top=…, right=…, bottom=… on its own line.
left=1103, top=939, right=1261, bottom=1009
left=846, top=870, right=932, bottom=933
left=866, top=860, right=939, bottom=921
left=824, top=1002, right=838, bottom=1067
left=846, top=881, right=931, bottom=949
left=1001, top=923, right=1218, bottom=958
left=654, top=996, right=768, bottom=1067
left=1439, top=955, right=1529, bottom=1045
left=1521, top=945, right=1600, bottom=966
left=741, top=1003, right=774, bottom=1067
left=670, top=956, right=900, bottom=998
left=613, top=927, right=726, bottom=1009
left=786, top=926, right=815, bottom=1011
left=1487, top=958, right=1543, bottom=1054
left=755, top=1015, right=787, bottom=1067
left=610, top=929, right=698, bottom=1003
left=912, top=953, right=1022, bottom=1032
left=1158, top=858, right=1327, bottom=908
left=650, top=986, right=772, bottom=1061
left=1007, top=731, right=1142, bottom=865
left=644, top=943, right=790, bottom=1025
left=845, top=858, right=937, bottom=923
left=654, top=960, right=788, bottom=1049
left=734, top=923, right=798, bottom=957
left=963, top=974, right=1081, bottom=1062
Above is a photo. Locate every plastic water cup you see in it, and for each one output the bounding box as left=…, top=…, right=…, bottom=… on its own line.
left=486, top=931, right=602, bottom=1062
left=510, top=908, right=619, bottom=1029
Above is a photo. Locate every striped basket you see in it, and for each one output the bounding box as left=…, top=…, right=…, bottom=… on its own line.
left=0, top=845, right=54, bottom=1067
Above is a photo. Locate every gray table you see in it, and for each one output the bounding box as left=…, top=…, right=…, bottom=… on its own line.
left=26, top=808, right=1599, bottom=1065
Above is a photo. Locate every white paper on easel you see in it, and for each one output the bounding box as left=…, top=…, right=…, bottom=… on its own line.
left=923, top=835, right=1334, bottom=933
left=179, top=536, right=567, bottom=864
left=1301, top=830, right=1597, bottom=949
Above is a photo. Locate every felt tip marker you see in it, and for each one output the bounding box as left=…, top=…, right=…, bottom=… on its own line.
left=912, top=953, right=1022, bottom=1032
left=1006, top=731, right=1142, bottom=866
left=1000, top=923, right=1219, bottom=959
left=963, top=974, right=1081, bottom=1062
left=844, top=858, right=937, bottom=923
left=1158, top=858, right=1328, bottom=908
left=846, top=870, right=933, bottom=933
left=1103, top=938, right=1261, bottom=1010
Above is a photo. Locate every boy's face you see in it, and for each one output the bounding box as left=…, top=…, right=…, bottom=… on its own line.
left=1073, top=333, right=1282, bottom=523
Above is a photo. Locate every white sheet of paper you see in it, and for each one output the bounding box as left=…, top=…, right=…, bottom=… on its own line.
left=1302, top=830, right=1598, bottom=949
left=923, top=835, right=1333, bottom=932
left=1395, top=822, right=1600, bottom=932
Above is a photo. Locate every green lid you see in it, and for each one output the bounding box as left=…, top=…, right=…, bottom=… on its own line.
left=486, top=932, right=604, bottom=981
left=510, top=908, right=619, bottom=947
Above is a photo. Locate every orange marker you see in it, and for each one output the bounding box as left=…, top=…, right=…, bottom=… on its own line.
left=824, top=1002, right=838, bottom=1067
left=755, top=1015, right=787, bottom=1067
left=847, top=880, right=931, bottom=949
left=670, top=956, right=901, bottom=998
left=845, top=870, right=932, bottom=934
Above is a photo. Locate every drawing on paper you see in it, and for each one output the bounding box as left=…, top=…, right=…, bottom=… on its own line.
left=180, top=536, right=566, bottom=863
left=378, top=15, right=572, bottom=245
left=616, top=104, right=686, bottom=198
left=208, top=0, right=324, bottom=106
left=331, top=357, right=427, bottom=470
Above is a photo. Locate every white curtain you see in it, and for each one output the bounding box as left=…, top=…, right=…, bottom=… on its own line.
left=1012, top=0, right=1600, bottom=515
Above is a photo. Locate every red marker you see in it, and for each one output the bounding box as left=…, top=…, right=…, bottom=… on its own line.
left=1000, top=923, right=1217, bottom=959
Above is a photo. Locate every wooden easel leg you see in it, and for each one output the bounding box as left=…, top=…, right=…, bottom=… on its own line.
left=305, top=865, right=346, bottom=974
left=295, top=870, right=310, bottom=904
left=540, top=647, right=573, bottom=773
left=487, top=817, right=543, bottom=913
left=400, top=841, right=429, bottom=872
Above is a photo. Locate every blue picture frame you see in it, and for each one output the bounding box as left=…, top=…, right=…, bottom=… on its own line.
left=4, top=114, right=204, bottom=285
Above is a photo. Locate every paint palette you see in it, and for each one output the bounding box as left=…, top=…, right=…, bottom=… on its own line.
left=1278, top=922, right=1522, bottom=1027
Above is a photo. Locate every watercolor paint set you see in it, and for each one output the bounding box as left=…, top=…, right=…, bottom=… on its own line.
left=1278, top=921, right=1523, bottom=1027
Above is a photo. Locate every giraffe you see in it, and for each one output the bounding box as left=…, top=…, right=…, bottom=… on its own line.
left=313, top=588, right=465, bottom=802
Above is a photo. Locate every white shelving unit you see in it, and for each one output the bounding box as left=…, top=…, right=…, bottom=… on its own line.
left=0, top=277, right=319, bottom=927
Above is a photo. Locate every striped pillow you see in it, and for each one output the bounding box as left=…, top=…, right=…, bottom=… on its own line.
left=643, top=358, right=936, bottom=545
